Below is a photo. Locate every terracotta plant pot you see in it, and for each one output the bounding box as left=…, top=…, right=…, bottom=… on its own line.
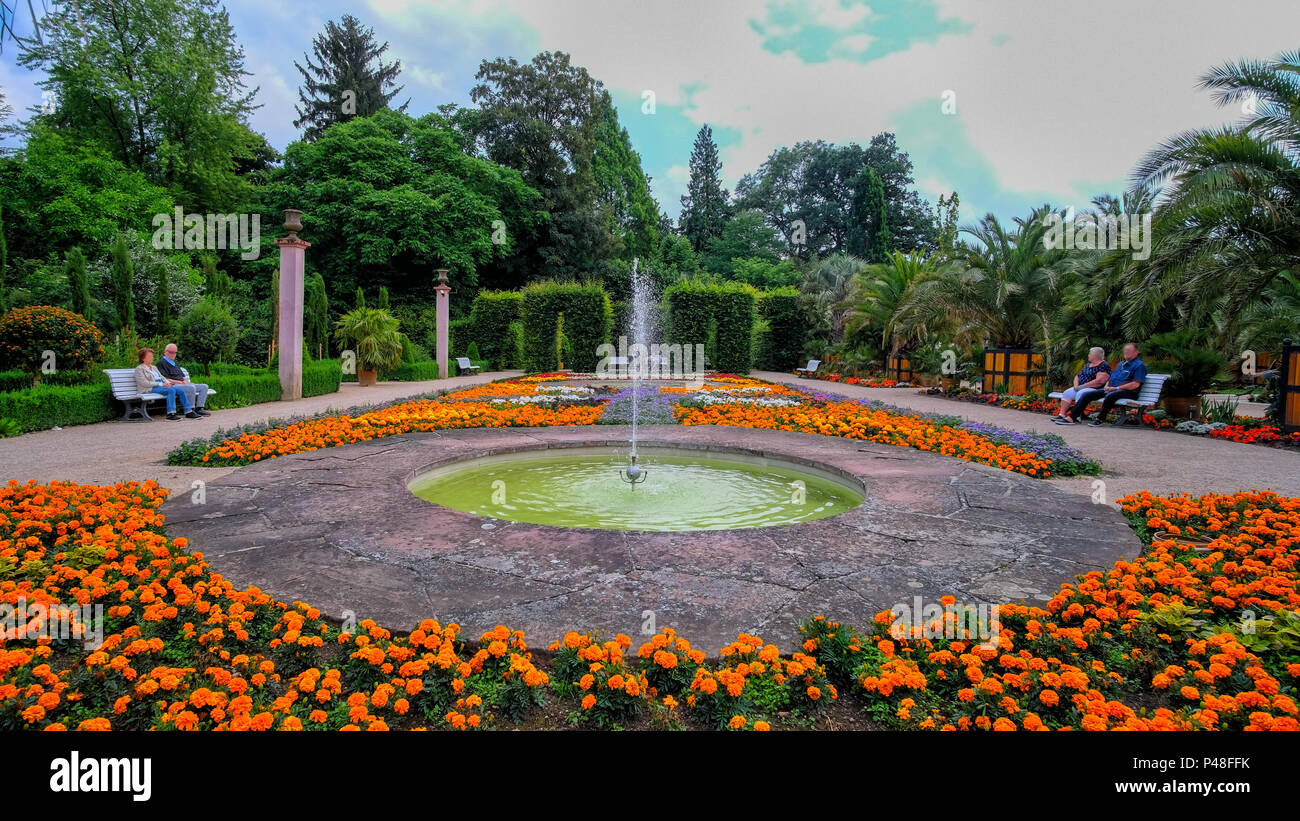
left=358, top=369, right=378, bottom=387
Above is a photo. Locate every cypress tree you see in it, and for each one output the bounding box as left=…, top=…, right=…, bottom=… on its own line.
left=155, top=264, right=171, bottom=336
left=305, top=272, right=330, bottom=360
left=377, top=285, right=389, bottom=310
left=355, top=286, right=365, bottom=309
left=109, top=234, right=135, bottom=332
left=66, top=247, right=91, bottom=317
left=0, top=204, right=8, bottom=316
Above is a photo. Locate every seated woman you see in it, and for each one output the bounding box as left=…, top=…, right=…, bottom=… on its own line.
left=1053, top=347, right=1111, bottom=424
left=134, top=347, right=198, bottom=421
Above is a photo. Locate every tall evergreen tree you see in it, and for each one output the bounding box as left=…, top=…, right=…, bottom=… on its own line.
left=66, top=247, right=90, bottom=317
left=355, top=287, right=366, bottom=309
left=293, top=15, right=408, bottom=141
left=200, top=255, right=231, bottom=304
left=155, top=264, right=171, bottom=337
left=109, top=235, right=135, bottom=332
left=869, top=171, right=894, bottom=263
left=305, top=272, right=330, bottom=360
left=0, top=203, right=7, bottom=315
left=679, top=125, right=731, bottom=253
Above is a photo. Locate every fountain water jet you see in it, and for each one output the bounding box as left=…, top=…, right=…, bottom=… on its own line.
left=621, top=257, right=657, bottom=486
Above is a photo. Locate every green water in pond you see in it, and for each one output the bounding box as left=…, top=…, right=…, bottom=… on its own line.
left=408, top=449, right=863, bottom=531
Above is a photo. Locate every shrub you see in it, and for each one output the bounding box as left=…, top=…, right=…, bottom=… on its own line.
left=759, top=287, right=805, bottom=371
left=179, top=298, right=239, bottom=376
left=0, top=305, right=105, bottom=377
left=0, top=382, right=116, bottom=432
left=467, top=290, right=523, bottom=367
left=665, top=281, right=757, bottom=373
left=333, top=307, right=403, bottom=374
left=303, top=359, right=343, bottom=397
left=521, top=281, right=612, bottom=372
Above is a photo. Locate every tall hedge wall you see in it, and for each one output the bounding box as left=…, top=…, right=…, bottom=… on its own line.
left=664, top=281, right=757, bottom=373
left=758, top=286, right=805, bottom=371
left=468, top=290, right=524, bottom=369
left=520, top=281, right=612, bottom=373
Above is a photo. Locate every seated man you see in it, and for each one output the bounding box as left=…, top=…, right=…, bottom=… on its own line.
left=1067, top=342, right=1147, bottom=426
left=156, top=343, right=210, bottom=416
left=134, top=348, right=198, bottom=420
left=1053, top=346, right=1111, bottom=424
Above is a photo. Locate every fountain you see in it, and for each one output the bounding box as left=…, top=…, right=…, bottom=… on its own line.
left=621, top=257, right=655, bottom=486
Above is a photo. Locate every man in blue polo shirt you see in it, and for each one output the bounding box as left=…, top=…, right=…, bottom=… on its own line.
left=156, top=343, right=211, bottom=417
left=1068, top=342, right=1147, bottom=426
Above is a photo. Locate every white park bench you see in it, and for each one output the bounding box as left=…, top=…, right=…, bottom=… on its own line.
left=1049, top=373, right=1169, bottom=425
left=794, top=359, right=821, bottom=378
left=104, top=367, right=216, bottom=421
left=456, top=357, right=481, bottom=376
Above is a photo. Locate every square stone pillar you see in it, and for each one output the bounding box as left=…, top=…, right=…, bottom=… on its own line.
left=276, top=210, right=311, bottom=401
left=435, top=269, right=451, bottom=379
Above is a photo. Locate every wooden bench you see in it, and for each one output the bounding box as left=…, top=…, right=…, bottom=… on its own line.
left=455, top=357, right=481, bottom=376
left=1049, top=373, right=1169, bottom=425
left=794, top=359, right=821, bottom=378
left=104, top=367, right=217, bottom=421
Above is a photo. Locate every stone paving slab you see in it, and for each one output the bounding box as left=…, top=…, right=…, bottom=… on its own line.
left=162, top=425, right=1143, bottom=651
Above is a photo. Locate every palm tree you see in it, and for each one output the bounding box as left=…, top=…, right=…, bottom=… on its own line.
left=799, top=253, right=864, bottom=347
left=893, top=206, right=1071, bottom=355
left=334, top=306, right=403, bottom=383
left=1124, top=48, right=1300, bottom=342
left=843, top=250, right=933, bottom=357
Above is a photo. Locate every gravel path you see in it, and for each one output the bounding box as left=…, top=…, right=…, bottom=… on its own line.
left=0, top=371, right=523, bottom=493
left=751, top=371, right=1300, bottom=502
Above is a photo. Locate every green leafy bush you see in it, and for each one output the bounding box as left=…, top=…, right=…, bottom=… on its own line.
left=179, top=299, right=240, bottom=376
left=665, top=281, right=757, bottom=373
left=0, top=383, right=116, bottom=432
left=303, top=360, right=343, bottom=397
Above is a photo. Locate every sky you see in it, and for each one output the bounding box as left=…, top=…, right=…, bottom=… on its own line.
left=2, top=0, right=1298, bottom=225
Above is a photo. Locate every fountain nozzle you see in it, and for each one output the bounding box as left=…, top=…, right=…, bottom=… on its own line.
left=620, top=454, right=648, bottom=486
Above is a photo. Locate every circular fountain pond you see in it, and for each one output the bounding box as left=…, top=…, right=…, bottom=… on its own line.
left=407, top=445, right=864, bottom=531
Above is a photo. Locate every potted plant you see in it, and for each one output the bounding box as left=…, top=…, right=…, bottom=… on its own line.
left=1146, top=331, right=1228, bottom=419
left=334, top=307, right=404, bottom=386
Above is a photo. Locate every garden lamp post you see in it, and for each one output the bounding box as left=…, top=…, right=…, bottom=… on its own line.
left=277, top=209, right=310, bottom=400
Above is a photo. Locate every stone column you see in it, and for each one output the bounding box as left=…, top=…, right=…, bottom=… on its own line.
left=276, top=210, right=311, bottom=401
left=434, top=269, right=451, bottom=379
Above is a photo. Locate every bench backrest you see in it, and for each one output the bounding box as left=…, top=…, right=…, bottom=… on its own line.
left=104, top=368, right=142, bottom=399
left=1136, top=373, right=1169, bottom=404
left=456, top=357, right=474, bottom=368
left=805, top=359, right=821, bottom=370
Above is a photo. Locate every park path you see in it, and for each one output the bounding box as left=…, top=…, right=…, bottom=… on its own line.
left=0, top=371, right=523, bottom=493
left=751, top=371, right=1300, bottom=502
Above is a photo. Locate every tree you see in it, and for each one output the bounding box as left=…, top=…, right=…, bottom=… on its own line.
left=844, top=250, right=933, bottom=356
left=272, top=109, right=541, bottom=298
left=334, top=306, right=403, bottom=374
left=700, top=209, right=783, bottom=274
left=305, top=272, right=330, bottom=360
left=848, top=168, right=893, bottom=262
left=109, top=234, right=135, bottom=332
left=737, top=135, right=937, bottom=258
left=893, top=206, right=1070, bottom=357
left=355, top=287, right=365, bottom=309
left=1121, top=48, right=1300, bottom=343
left=377, top=285, right=389, bottom=310
left=155, top=264, right=171, bottom=337
left=679, top=125, right=731, bottom=254
left=180, top=298, right=239, bottom=376
left=469, top=51, right=616, bottom=278
left=201, top=255, right=232, bottom=304
left=19, top=0, right=264, bottom=211
left=65, top=247, right=90, bottom=318
left=592, top=102, right=661, bottom=260
left=293, top=14, right=408, bottom=142
left=800, top=254, right=865, bottom=346
left=0, top=203, right=6, bottom=315
left=933, top=192, right=961, bottom=258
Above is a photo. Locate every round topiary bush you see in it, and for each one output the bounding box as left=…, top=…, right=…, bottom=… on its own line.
left=0, top=305, right=105, bottom=376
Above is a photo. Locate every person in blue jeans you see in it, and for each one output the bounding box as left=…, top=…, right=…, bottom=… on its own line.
left=1067, top=342, right=1147, bottom=426
left=133, top=348, right=198, bottom=420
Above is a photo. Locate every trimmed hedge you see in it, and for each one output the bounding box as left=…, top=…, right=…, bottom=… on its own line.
left=0, top=360, right=343, bottom=433
left=468, top=291, right=523, bottom=369
left=665, top=281, right=757, bottom=373
left=0, top=383, right=116, bottom=432
left=758, top=286, right=805, bottom=371
left=520, top=281, right=612, bottom=373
